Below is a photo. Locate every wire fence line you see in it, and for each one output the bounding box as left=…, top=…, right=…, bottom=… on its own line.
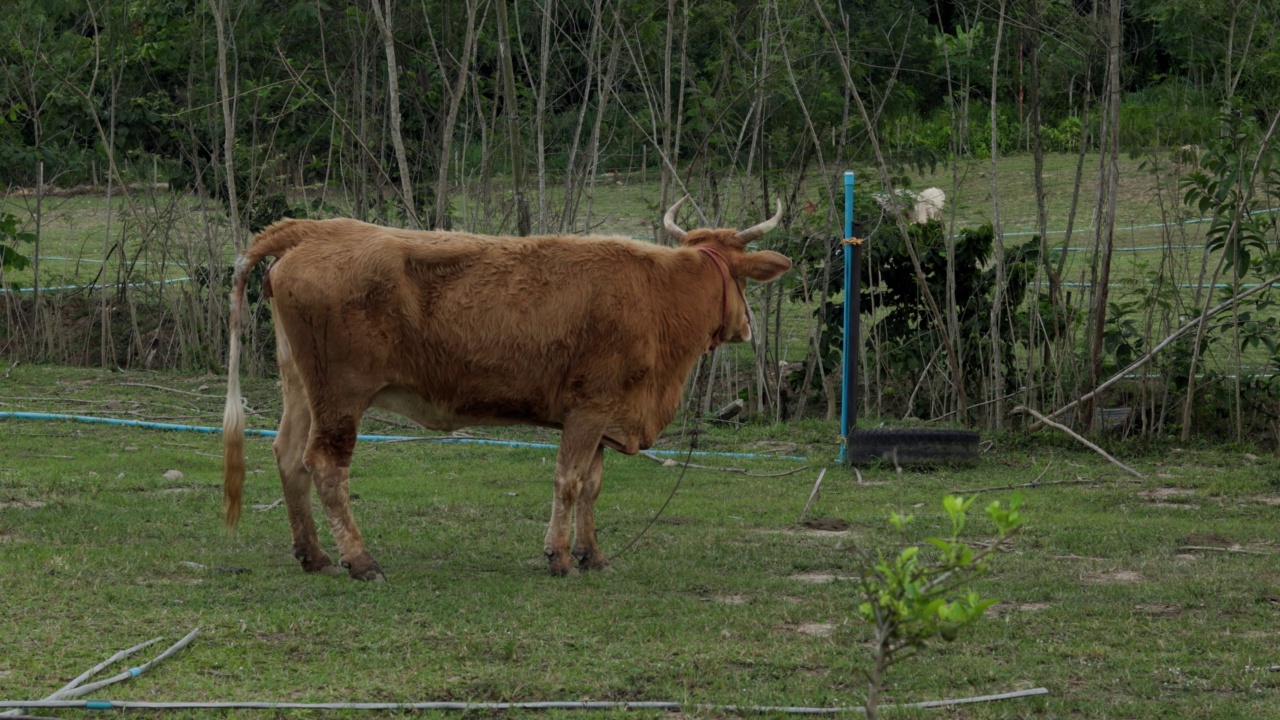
left=0, top=277, right=191, bottom=295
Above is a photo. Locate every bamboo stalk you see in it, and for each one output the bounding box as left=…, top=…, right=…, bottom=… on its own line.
left=798, top=468, right=828, bottom=521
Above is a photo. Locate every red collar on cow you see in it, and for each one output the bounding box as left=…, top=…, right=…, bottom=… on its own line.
left=697, top=246, right=733, bottom=351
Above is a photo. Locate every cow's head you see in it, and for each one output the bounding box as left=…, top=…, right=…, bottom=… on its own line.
left=663, top=197, right=792, bottom=344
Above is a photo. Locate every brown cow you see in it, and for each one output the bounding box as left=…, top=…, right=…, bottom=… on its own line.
left=222, top=198, right=791, bottom=581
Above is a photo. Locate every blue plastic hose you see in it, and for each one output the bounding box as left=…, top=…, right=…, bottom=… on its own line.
left=0, top=412, right=808, bottom=461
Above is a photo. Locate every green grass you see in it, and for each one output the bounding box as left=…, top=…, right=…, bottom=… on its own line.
left=3, top=364, right=1280, bottom=718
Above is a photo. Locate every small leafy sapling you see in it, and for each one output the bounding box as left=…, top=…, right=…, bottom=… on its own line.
left=0, top=212, right=36, bottom=278
left=854, top=493, right=1025, bottom=719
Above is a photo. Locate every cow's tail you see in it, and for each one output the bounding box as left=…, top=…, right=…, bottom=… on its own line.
left=223, top=219, right=315, bottom=530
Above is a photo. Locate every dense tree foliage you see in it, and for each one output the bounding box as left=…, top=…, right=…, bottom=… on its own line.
left=3, top=0, right=1275, bottom=209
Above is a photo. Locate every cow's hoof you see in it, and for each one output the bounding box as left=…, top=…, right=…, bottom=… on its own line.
left=295, top=548, right=338, bottom=575
left=546, top=551, right=576, bottom=577
left=341, top=554, right=386, bottom=582
left=574, top=550, right=610, bottom=571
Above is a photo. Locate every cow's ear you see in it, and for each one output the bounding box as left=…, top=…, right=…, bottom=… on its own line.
left=739, top=251, right=792, bottom=282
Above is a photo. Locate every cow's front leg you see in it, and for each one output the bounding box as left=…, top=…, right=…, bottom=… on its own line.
left=305, top=418, right=385, bottom=582
left=545, top=415, right=605, bottom=576
left=572, top=446, right=609, bottom=570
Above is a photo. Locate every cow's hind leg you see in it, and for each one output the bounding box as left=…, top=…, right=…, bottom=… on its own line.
left=572, top=446, right=609, bottom=570
left=545, top=415, right=606, bottom=576
left=274, top=365, right=338, bottom=575
left=304, top=414, right=385, bottom=582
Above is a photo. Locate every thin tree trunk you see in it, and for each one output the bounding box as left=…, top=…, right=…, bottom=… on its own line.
left=671, top=0, right=689, bottom=206
left=659, top=0, right=677, bottom=223
left=534, top=0, right=553, bottom=233
left=1086, top=0, right=1122, bottom=432
left=559, top=0, right=603, bottom=232
left=369, top=0, right=420, bottom=228
left=31, top=161, right=42, bottom=341
left=583, top=34, right=622, bottom=229
left=1028, top=0, right=1051, bottom=410
left=495, top=0, right=530, bottom=235
left=987, top=0, right=1008, bottom=429
left=431, top=0, right=477, bottom=230
left=208, top=0, right=241, bottom=251
left=100, top=60, right=124, bottom=368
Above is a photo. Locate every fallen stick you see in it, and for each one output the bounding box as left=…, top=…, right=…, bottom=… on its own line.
left=1177, top=545, right=1273, bottom=556
left=1010, top=407, right=1144, bottom=479
left=797, top=468, right=828, bottom=521
left=638, top=452, right=810, bottom=478
left=955, top=475, right=1126, bottom=494
left=953, top=461, right=1054, bottom=494
left=116, top=382, right=224, bottom=399
left=953, top=470, right=1131, bottom=495
left=0, top=636, right=162, bottom=717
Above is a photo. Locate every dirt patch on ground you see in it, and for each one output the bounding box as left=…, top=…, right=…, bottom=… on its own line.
left=1083, top=570, right=1144, bottom=585
left=1248, top=496, right=1280, bottom=506
left=781, top=622, right=836, bottom=637
left=788, top=572, right=854, bottom=584
left=996, top=601, right=1052, bottom=614
left=1136, top=603, right=1182, bottom=618
left=1141, top=488, right=1199, bottom=507
left=1140, top=487, right=1197, bottom=500
left=1182, top=533, right=1234, bottom=547
left=0, top=499, right=46, bottom=510
left=757, top=527, right=856, bottom=539
left=710, top=595, right=748, bottom=605
left=750, top=441, right=800, bottom=455
left=801, top=517, right=850, bottom=532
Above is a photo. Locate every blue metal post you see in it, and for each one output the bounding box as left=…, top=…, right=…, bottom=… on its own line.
left=839, top=171, right=855, bottom=463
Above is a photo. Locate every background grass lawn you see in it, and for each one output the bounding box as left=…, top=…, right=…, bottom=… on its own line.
left=2, top=364, right=1279, bottom=718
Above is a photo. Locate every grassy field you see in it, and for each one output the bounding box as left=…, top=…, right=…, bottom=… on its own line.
left=3, top=364, right=1280, bottom=718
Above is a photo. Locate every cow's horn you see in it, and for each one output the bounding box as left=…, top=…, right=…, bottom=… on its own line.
left=734, top=200, right=783, bottom=245
left=663, top=196, right=689, bottom=241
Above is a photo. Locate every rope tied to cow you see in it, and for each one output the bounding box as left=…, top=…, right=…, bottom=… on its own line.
left=611, top=355, right=706, bottom=562
left=696, top=246, right=733, bottom=351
